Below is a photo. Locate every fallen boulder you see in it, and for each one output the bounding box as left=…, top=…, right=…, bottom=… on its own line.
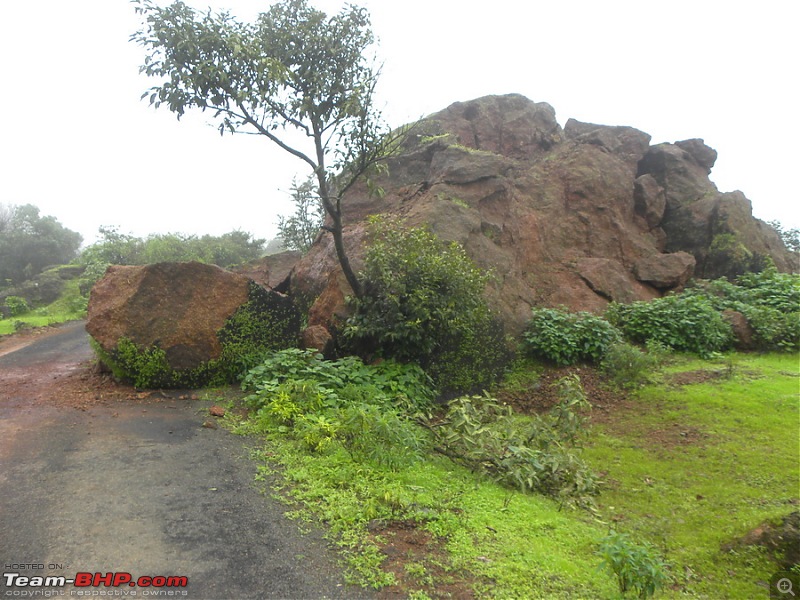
left=86, top=262, right=300, bottom=387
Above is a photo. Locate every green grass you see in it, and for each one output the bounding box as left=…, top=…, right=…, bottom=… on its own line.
left=584, top=352, right=799, bottom=598
left=228, top=411, right=618, bottom=598
left=221, top=351, right=798, bottom=598
left=0, top=278, right=86, bottom=335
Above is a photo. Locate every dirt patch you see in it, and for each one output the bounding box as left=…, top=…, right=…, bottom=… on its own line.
left=496, top=364, right=716, bottom=453
left=666, top=369, right=730, bottom=387
left=497, top=365, right=631, bottom=422
left=371, top=520, right=479, bottom=599
left=644, top=421, right=710, bottom=448
left=1, top=357, right=208, bottom=411
left=722, top=511, right=800, bottom=569
left=0, top=323, right=231, bottom=412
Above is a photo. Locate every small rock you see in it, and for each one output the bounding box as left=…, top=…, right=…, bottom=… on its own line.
left=209, top=405, right=226, bottom=417
left=202, top=420, right=218, bottom=429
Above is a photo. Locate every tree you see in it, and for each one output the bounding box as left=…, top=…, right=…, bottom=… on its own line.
left=79, top=226, right=266, bottom=268
left=277, top=176, right=324, bottom=253
left=0, top=203, right=83, bottom=286
left=132, top=0, right=402, bottom=297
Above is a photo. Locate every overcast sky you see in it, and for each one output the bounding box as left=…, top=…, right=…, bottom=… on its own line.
left=1, top=0, right=797, bottom=246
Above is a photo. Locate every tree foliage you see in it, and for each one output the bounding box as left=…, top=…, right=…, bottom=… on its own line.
left=276, top=176, right=324, bottom=253
left=0, top=203, right=82, bottom=286
left=132, top=0, right=402, bottom=297
left=79, top=226, right=266, bottom=268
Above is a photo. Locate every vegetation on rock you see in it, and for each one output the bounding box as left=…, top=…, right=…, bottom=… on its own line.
left=92, top=281, right=300, bottom=388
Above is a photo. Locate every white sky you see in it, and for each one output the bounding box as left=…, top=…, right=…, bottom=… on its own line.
left=1, top=0, right=798, bottom=246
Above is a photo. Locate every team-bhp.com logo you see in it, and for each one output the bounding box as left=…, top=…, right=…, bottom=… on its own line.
left=3, top=572, right=188, bottom=596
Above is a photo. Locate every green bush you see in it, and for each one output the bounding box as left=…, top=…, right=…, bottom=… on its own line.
left=215, top=282, right=301, bottom=379
left=242, top=348, right=435, bottom=415
left=606, top=294, right=733, bottom=357
left=92, top=337, right=173, bottom=389
left=242, top=348, right=434, bottom=470
left=522, top=307, right=620, bottom=366
left=685, top=266, right=800, bottom=350
left=336, top=402, right=428, bottom=470
left=600, top=341, right=659, bottom=389
left=597, top=531, right=670, bottom=599
left=430, top=376, right=598, bottom=507
left=344, top=217, right=510, bottom=395
left=4, top=296, right=30, bottom=316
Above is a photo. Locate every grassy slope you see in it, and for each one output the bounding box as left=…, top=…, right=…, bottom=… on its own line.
left=227, top=352, right=798, bottom=599
left=584, top=353, right=799, bottom=598
left=0, top=277, right=86, bottom=335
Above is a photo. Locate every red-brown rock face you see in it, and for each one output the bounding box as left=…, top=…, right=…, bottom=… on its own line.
left=289, top=94, right=794, bottom=337
left=87, top=262, right=252, bottom=370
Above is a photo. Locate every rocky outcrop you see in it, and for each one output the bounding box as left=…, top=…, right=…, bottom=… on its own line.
left=634, top=252, right=696, bottom=289
left=235, top=250, right=302, bottom=292
left=86, top=262, right=299, bottom=380
left=288, top=94, right=793, bottom=338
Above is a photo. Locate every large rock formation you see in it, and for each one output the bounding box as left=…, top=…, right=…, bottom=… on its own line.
left=289, top=94, right=794, bottom=338
left=87, top=262, right=299, bottom=383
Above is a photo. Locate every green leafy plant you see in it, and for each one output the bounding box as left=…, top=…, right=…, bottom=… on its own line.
left=336, top=402, right=428, bottom=469
left=601, top=341, right=659, bottom=389
left=4, top=296, right=30, bottom=317
left=243, top=348, right=435, bottom=414
left=523, top=307, right=621, bottom=366
left=597, top=531, right=670, bottom=598
left=606, top=294, right=733, bottom=357
left=99, top=337, right=173, bottom=389
left=345, top=216, right=510, bottom=395
left=684, top=265, right=800, bottom=350
left=430, top=377, right=598, bottom=506
left=242, top=349, right=434, bottom=470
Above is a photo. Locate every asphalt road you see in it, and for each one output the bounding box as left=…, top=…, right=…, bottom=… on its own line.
left=0, top=322, right=369, bottom=599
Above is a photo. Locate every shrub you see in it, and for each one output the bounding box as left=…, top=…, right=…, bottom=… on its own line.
left=431, top=376, right=599, bottom=507
left=522, top=307, right=620, bottom=366
left=682, top=265, right=799, bottom=351
left=344, top=216, right=510, bottom=395
left=597, top=531, right=670, bottom=599
left=606, top=294, right=733, bottom=357
left=242, top=348, right=436, bottom=415
left=739, top=305, right=800, bottom=351
left=93, top=337, right=172, bottom=389
left=336, top=402, right=428, bottom=470
left=4, top=296, right=30, bottom=316
left=242, top=349, right=434, bottom=470
left=601, top=341, right=659, bottom=389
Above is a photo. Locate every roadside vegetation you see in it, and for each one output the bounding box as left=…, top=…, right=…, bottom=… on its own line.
left=218, top=348, right=797, bottom=598
left=3, top=0, right=797, bottom=593
left=205, top=228, right=796, bottom=598
left=3, top=219, right=798, bottom=598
